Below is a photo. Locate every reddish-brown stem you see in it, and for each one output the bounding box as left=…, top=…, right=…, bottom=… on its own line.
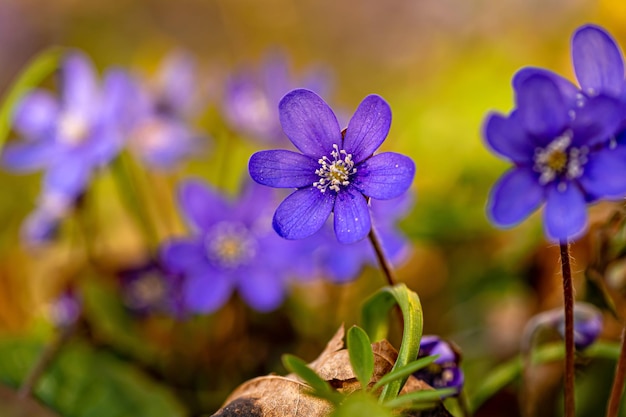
left=607, top=324, right=626, bottom=417
left=559, top=240, right=575, bottom=417
left=368, top=224, right=396, bottom=287
left=18, top=323, right=75, bottom=399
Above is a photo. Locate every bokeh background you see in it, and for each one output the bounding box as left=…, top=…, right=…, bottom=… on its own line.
left=2, top=0, right=626, bottom=416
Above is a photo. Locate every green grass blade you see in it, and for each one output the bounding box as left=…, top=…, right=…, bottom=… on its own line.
left=0, top=47, right=65, bottom=152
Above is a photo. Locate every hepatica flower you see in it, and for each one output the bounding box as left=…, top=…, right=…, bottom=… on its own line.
left=485, top=72, right=626, bottom=241
left=249, top=89, right=415, bottom=244
left=223, top=51, right=331, bottom=145
left=160, top=180, right=296, bottom=313
left=3, top=51, right=121, bottom=197
left=413, top=336, right=464, bottom=396
left=107, top=52, right=205, bottom=169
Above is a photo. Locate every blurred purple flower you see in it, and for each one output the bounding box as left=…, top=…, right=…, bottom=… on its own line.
left=249, top=89, right=415, bottom=244
left=414, top=335, right=464, bottom=396
left=303, top=193, right=414, bottom=283
left=555, top=303, right=603, bottom=350
left=49, top=287, right=81, bottom=328
left=21, top=191, right=74, bottom=246
left=222, top=51, right=331, bottom=145
left=160, top=180, right=297, bottom=313
left=3, top=51, right=122, bottom=197
left=484, top=72, right=626, bottom=241
left=118, top=260, right=184, bottom=317
left=109, top=52, right=206, bottom=168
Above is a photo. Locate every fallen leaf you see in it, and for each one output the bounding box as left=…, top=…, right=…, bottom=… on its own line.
left=212, top=325, right=452, bottom=417
left=0, top=385, right=61, bottom=417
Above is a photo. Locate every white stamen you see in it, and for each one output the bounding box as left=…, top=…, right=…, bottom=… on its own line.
left=533, top=131, right=587, bottom=185
left=313, top=144, right=357, bottom=193
left=205, top=222, right=257, bottom=269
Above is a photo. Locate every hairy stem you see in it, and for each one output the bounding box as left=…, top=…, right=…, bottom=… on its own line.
left=607, top=324, right=626, bottom=417
left=559, top=240, right=575, bottom=417
left=368, top=223, right=397, bottom=287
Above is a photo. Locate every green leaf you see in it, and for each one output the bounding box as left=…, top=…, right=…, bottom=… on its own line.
left=371, top=355, right=439, bottom=392
left=467, top=340, right=620, bottom=413
left=0, top=47, right=64, bottom=152
left=361, top=284, right=424, bottom=402
left=331, top=391, right=392, bottom=417
left=384, top=388, right=456, bottom=408
left=347, top=326, right=374, bottom=391
left=282, top=354, right=341, bottom=405
left=0, top=336, right=186, bottom=417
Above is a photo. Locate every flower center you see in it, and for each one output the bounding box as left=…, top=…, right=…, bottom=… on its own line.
left=314, top=144, right=357, bottom=193
left=205, top=222, right=257, bottom=269
left=58, top=112, right=89, bottom=146
left=124, top=274, right=166, bottom=309
left=533, top=133, right=587, bottom=186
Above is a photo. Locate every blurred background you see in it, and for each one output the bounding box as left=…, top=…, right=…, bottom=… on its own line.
left=2, top=0, right=626, bottom=416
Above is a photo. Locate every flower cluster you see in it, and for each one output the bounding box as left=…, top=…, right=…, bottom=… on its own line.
left=485, top=24, right=626, bottom=241
left=2, top=52, right=123, bottom=244
left=1, top=50, right=209, bottom=245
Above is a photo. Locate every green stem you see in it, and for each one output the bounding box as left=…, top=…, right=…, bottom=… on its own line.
left=560, top=240, right=575, bottom=417
left=607, top=324, right=626, bottom=417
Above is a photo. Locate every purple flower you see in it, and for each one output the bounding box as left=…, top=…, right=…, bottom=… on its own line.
left=222, top=51, right=331, bottom=145
left=118, top=260, right=184, bottom=317
left=48, top=287, right=81, bottom=328
left=484, top=72, right=626, bottom=241
left=303, top=193, right=414, bottom=282
left=160, top=180, right=297, bottom=313
left=107, top=52, right=205, bottom=169
left=249, top=89, right=415, bottom=244
left=3, top=51, right=122, bottom=197
left=557, top=304, right=603, bottom=350
left=413, top=336, right=464, bottom=396
left=522, top=303, right=603, bottom=351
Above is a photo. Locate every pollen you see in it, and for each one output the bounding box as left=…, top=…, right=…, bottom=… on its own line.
left=205, top=222, right=257, bottom=269
left=58, top=112, right=89, bottom=146
left=313, top=144, right=357, bottom=193
left=533, top=133, right=587, bottom=185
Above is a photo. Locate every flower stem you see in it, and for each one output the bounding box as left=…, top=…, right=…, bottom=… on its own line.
left=559, top=240, right=575, bottom=417
left=18, top=322, right=76, bottom=399
left=606, top=323, right=626, bottom=417
left=368, top=223, right=396, bottom=287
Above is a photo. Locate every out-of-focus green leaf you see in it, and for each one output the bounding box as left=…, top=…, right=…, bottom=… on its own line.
left=80, top=277, right=160, bottom=363
left=0, top=336, right=186, bottom=417
left=361, top=284, right=423, bottom=402
left=331, top=391, right=391, bottom=417
left=384, top=388, right=456, bottom=408
left=282, top=354, right=341, bottom=405
left=0, top=47, right=64, bottom=152
left=468, top=340, right=620, bottom=413
left=371, top=355, right=439, bottom=392
left=346, top=326, right=374, bottom=391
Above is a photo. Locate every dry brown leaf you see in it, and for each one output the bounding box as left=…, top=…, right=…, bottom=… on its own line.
left=212, top=376, right=333, bottom=417
left=0, top=385, right=61, bottom=417
left=212, top=325, right=452, bottom=417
